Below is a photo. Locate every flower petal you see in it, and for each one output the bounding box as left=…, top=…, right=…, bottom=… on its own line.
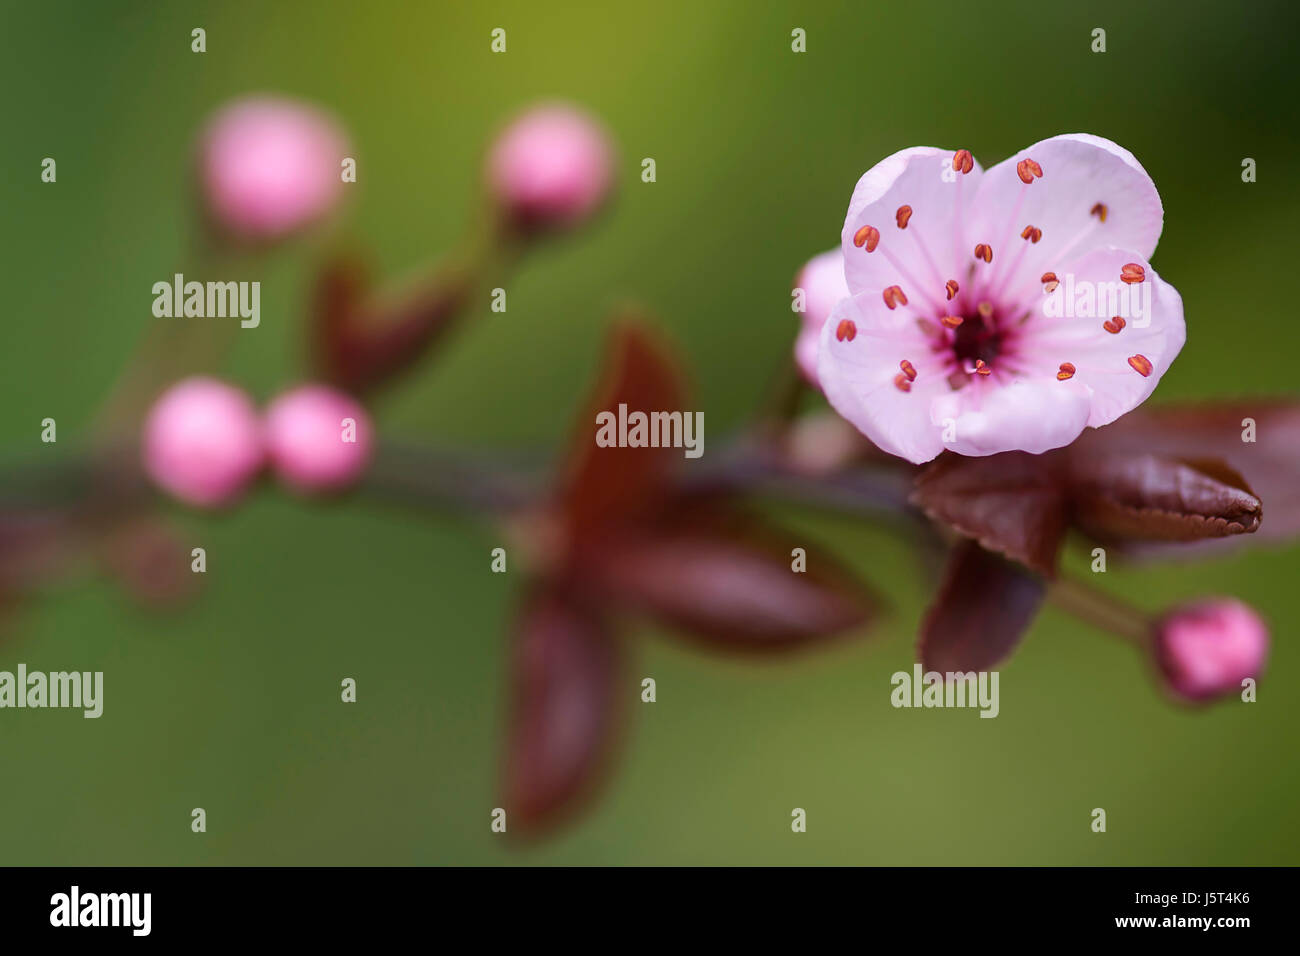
left=816, top=290, right=952, bottom=464
left=841, top=146, right=983, bottom=308
left=966, top=134, right=1164, bottom=314
left=1015, top=246, right=1185, bottom=429
left=792, top=247, right=850, bottom=385
left=929, top=378, right=1094, bottom=457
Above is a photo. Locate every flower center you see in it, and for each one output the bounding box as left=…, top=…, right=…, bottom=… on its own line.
left=951, top=312, right=1004, bottom=367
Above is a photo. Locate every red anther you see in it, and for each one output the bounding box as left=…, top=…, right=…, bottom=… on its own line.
left=1128, top=354, right=1153, bottom=376
left=977, top=301, right=994, bottom=320
left=1016, top=158, right=1043, bottom=184
left=952, top=149, right=974, bottom=174
left=941, top=315, right=963, bottom=328
left=853, top=225, right=880, bottom=251
left=1120, top=263, right=1146, bottom=284
left=835, top=318, right=857, bottom=342
left=974, top=243, right=992, bottom=263
left=894, top=372, right=913, bottom=393
left=896, top=205, right=913, bottom=229
left=1020, top=225, right=1042, bottom=243
left=1041, top=271, right=1060, bottom=293
left=1056, top=362, right=1076, bottom=381
left=899, top=359, right=918, bottom=381
left=882, top=285, right=907, bottom=309
left=1103, top=316, right=1126, bottom=334
left=945, top=279, right=959, bottom=301
left=974, top=359, right=992, bottom=376
left=1090, top=202, right=1108, bottom=223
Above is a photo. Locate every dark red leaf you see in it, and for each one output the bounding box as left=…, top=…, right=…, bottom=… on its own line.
left=504, top=587, right=622, bottom=834
left=910, top=451, right=1069, bottom=576
left=918, top=540, right=1044, bottom=672
left=1068, top=454, right=1262, bottom=543
left=312, top=255, right=471, bottom=395
left=1071, top=401, right=1300, bottom=542
left=589, top=504, right=878, bottom=652
left=559, top=319, right=689, bottom=549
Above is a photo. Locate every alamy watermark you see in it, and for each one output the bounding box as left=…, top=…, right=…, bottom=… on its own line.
left=595, top=403, right=703, bottom=458
left=152, top=273, right=260, bottom=328
left=1044, top=272, right=1151, bottom=327
left=0, top=664, right=103, bottom=718
left=891, top=664, right=999, bottom=718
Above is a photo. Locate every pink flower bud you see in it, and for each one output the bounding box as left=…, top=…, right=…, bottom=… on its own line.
left=1153, top=599, right=1269, bottom=702
left=264, top=385, right=373, bottom=494
left=488, top=103, right=615, bottom=231
left=198, top=96, right=348, bottom=241
left=793, top=248, right=850, bottom=387
left=142, top=378, right=264, bottom=508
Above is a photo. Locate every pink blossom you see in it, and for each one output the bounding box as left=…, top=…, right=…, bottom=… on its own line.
left=198, top=96, right=348, bottom=241
left=818, top=135, right=1185, bottom=464
left=1154, top=599, right=1268, bottom=702
left=142, top=378, right=264, bottom=508
left=264, top=385, right=373, bottom=494
left=488, top=104, right=615, bottom=230
left=793, top=248, right=850, bottom=386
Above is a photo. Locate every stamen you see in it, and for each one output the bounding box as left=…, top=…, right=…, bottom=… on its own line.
left=1120, top=263, right=1146, bottom=284
left=1016, top=158, right=1044, bottom=184
left=899, top=359, right=917, bottom=381
left=882, top=285, right=907, bottom=309
left=1103, top=316, right=1126, bottom=334
left=1041, top=271, right=1059, bottom=293
left=916, top=317, right=940, bottom=336
left=945, top=279, right=960, bottom=301
left=941, top=315, right=963, bottom=328
left=1057, top=362, right=1076, bottom=381
left=853, top=225, right=880, bottom=251
left=974, top=243, right=993, bottom=263
left=977, top=301, right=993, bottom=320
left=894, top=373, right=913, bottom=392
left=835, top=319, right=857, bottom=341
left=1020, top=225, right=1042, bottom=243
left=895, top=205, right=913, bottom=229
left=952, top=149, right=974, bottom=174
left=1090, top=203, right=1108, bottom=223
left=974, top=359, right=992, bottom=376
left=1128, top=354, right=1153, bottom=376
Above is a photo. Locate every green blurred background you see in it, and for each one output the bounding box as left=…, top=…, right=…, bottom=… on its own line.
left=2, top=0, right=1297, bottom=864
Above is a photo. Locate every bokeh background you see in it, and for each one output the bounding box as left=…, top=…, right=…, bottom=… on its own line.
left=2, top=0, right=1297, bottom=864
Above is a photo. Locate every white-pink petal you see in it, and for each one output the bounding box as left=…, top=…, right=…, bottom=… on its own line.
left=816, top=291, right=951, bottom=465
left=967, top=134, right=1164, bottom=315
left=792, top=248, right=851, bottom=386
left=840, top=146, right=983, bottom=306
left=1019, top=246, right=1185, bottom=428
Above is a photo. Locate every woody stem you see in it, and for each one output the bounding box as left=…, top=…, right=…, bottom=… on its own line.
left=1045, top=575, right=1154, bottom=646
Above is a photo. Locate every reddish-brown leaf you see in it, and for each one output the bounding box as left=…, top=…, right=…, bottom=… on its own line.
left=504, top=587, right=622, bottom=835
left=312, top=256, right=470, bottom=394
left=918, top=539, right=1045, bottom=672
left=588, top=504, right=878, bottom=652
left=910, top=451, right=1070, bottom=576
left=1067, top=454, right=1262, bottom=543
left=559, top=319, right=689, bottom=549
left=1071, top=401, right=1300, bottom=542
